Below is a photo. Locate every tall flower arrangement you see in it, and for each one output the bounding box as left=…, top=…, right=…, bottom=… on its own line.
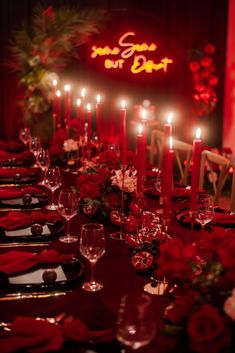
left=8, top=4, right=107, bottom=121
left=158, top=230, right=235, bottom=353
left=188, top=43, right=218, bottom=117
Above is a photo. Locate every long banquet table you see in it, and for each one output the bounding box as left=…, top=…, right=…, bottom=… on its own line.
left=0, top=170, right=213, bottom=353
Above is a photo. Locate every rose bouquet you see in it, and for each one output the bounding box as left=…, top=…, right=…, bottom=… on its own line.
left=156, top=230, right=235, bottom=353
left=76, top=163, right=137, bottom=218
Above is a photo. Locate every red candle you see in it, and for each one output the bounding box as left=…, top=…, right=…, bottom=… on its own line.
left=52, top=79, right=58, bottom=119
left=190, top=128, right=202, bottom=212
left=120, top=100, right=127, bottom=165
left=163, top=112, right=173, bottom=153
left=161, top=137, right=174, bottom=198
left=141, top=109, right=147, bottom=177
left=86, top=103, right=92, bottom=143
left=96, top=94, right=101, bottom=140
left=137, top=124, right=145, bottom=193
left=55, top=90, right=62, bottom=128
left=64, top=84, right=71, bottom=126
left=161, top=113, right=173, bottom=197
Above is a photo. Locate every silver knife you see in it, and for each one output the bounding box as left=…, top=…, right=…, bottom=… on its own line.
left=0, top=291, right=70, bottom=301
left=0, top=242, right=51, bottom=248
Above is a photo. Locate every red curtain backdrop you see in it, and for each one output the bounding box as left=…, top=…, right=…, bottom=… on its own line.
left=0, top=0, right=229, bottom=148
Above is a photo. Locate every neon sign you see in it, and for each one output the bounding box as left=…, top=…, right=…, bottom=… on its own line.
left=91, top=32, right=173, bottom=74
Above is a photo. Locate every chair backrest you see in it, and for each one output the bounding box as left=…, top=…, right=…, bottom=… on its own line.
left=148, top=129, right=193, bottom=186
left=148, top=129, right=164, bottom=167
left=173, top=139, right=193, bottom=186
left=199, top=149, right=230, bottom=205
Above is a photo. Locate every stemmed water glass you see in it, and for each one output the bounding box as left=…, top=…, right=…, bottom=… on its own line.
left=80, top=223, right=105, bottom=292
left=44, top=166, right=62, bottom=210
left=57, top=189, right=79, bottom=243
left=29, top=136, right=41, bottom=166
left=19, top=127, right=31, bottom=146
left=37, top=148, right=50, bottom=185
left=116, top=293, right=156, bottom=351
left=195, top=194, right=215, bottom=231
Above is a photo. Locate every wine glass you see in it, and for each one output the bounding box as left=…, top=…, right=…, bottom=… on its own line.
left=80, top=223, right=105, bottom=292
left=116, top=293, right=156, bottom=351
left=57, top=189, right=79, bottom=243
left=196, top=194, right=215, bottom=230
left=29, top=136, right=41, bottom=166
left=37, top=148, right=51, bottom=185
left=44, top=166, right=62, bottom=210
left=19, top=127, right=31, bottom=146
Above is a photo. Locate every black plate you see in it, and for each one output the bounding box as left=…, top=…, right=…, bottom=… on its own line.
left=0, top=220, right=65, bottom=242
left=0, top=257, right=84, bottom=291
left=0, top=193, right=49, bottom=209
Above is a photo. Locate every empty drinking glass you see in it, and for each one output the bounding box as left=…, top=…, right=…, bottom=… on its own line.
left=80, top=223, right=105, bottom=292
left=19, top=127, right=31, bottom=146
left=196, top=194, right=215, bottom=230
left=116, top=293, right=156, bottom=350
left=57, top=189, right=79, bottom=243
left=44, top=166, right=62, bottom=210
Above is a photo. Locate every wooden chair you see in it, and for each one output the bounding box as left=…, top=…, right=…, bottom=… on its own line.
left=199, top=149, right=230, bottom=206
left=173, top=140, right=193, bottom=186
left=148, top=129, right=164, bottom=167
left=148, top=129, right=193, bottom=186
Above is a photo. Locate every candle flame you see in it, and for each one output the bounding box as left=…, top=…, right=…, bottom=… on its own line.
left=87, top=103, right=91, bottom=111
left=167, top=112, right=173, bottom=124
left=195, top=128, right=201, bottom=139
left=56, top=90, right=61, bottom=97
left=52, top=79, right=58, bottom=87
left=121, top=100, right=126, bottom=109
left=142, top=109, right=147, bottom=121
left=64, top=84, right=71, bottom=92
left=81, top=88, right=86, bottom=98
left=76, top=98, right=81, bottom=106
left=169, top=136, right=173, bottom=149
left=138, top=124, right=143, bottom=135
left=96, top=94, right=101, bottom=103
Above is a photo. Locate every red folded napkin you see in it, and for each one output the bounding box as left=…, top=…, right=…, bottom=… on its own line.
left=0, top=150, right=33, bottom=163
left=0, top=167, right=38, bottom=178
left=0, top=211, right=61, bottom=230
left=0, top=249, right=74, bottom=275
left=0, top=140, right=24, bottom=152
left=0, top=186, right=44, bottom=200
left=213, top=212, right=235, bottom=226
left=0, top=316, right=114, bottom=353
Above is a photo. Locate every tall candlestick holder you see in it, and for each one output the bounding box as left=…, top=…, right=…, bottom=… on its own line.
left=110, top=165, right=128, bottom=240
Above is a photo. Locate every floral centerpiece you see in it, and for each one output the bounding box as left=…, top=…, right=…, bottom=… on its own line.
left=188, top=43, right=218, bottom=117
left=76, top=158, right=137, bottom=218
left=156, top=230, right=235, bottom=353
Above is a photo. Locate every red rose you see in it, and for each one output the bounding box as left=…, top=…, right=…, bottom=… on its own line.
left=216, top=238, right=235, bottom=269
left=104, top=192, right=120, bottom=210
left=165, top=291, right=198, bottom=324
left=204, top=43, right=215, bottom=55
left=156, top=238, right=197, bottom=281
left=80, top=182, right=100, bottom=199
left=187, top=304, right=231, bottom=353
left=209, top=75, right=218, bottom=86
left=76, top=174, right=92, bottom=188
left=200, top=56, right=212, bottom=68
left=189, top=61, right=200, bottom=73
left=91, top=168, right=111, bottom=185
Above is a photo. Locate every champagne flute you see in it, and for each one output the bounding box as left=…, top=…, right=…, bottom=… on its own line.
left=57, top=189, right=79, bottom=243
left=116, top=293, right=156, bottom=351
left=44, top=166, right=62, bottom=210
left=19, top=128, right=31, bottom=146
left=80, top=223, right=105, bottom=291
left=195, top=194, right=215, bottom=231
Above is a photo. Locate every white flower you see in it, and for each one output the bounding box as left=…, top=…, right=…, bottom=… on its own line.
left=224, top=294, right=235, bottom=321
left=41, top=72, right=59, bottom=89
left=63, top=139, right=78, bottom=152
left=111, top=169, right=137, bottom=193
